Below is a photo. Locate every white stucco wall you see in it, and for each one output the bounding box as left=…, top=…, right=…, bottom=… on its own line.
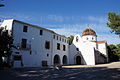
left=69, top=44, right=78, bottom=64
left=82, top=35, right=97, bottom=42
left=52, top=34, right=68, bottom=65
left=69, top=34, right=96, bottom=65
left=1, top=19, right=108, bottom=67
left=98, top=42, right=108, bottom=62
left=80, top=45, right=96, bottom=65
left=11, top=20, right=53, bottom=67
left=98, top=43, right=107, bottom=55
left=1, top=19, right=69, bottom=68
left=0, top=19, right=13, bottom=30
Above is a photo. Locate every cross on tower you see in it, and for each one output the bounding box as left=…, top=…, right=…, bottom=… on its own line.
left=87, top=24, right=90, bottom=28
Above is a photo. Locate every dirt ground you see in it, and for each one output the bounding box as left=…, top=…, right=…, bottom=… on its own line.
left=0, top=61, right=120, bottom=80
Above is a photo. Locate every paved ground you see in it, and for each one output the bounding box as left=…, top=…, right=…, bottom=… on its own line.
left=0, top=62, right=120, bottom=80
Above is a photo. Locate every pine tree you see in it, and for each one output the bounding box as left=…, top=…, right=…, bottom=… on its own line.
left=107, top=12, right=120, bottom=37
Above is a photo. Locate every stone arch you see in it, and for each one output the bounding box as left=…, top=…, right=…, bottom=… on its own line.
left=76, top=56, right=81, bottom=65
left=74, top=53, right=82, bottom=65
left=53, top=55, right=60, bottom=65
left=62, top=55, right=67, bottom=65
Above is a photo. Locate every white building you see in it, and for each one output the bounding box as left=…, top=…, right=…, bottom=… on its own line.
left=0, top=19, right=68, bottom=67
left=69, top=28, right=108, bottom=65
left=0, top=19, right=108, bottom=68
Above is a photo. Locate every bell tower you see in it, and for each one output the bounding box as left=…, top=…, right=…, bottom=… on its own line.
left=82, top=28, right=97, bottom=42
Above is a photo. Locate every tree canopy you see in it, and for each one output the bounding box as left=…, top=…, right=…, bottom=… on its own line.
left=0, top=27, right=13, bottom=68
left=67, top=35, right=74, bottom=45
left=107, top=12, right=120, bottom=36
left=108, top=44, right=120, bottom=62
left=0, top=28, right=12, bottom=57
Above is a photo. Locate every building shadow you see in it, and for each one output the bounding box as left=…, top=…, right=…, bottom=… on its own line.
left=0, top=66, right=120, bottom=80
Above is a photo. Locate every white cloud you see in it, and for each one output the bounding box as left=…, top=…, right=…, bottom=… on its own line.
left=81, top=16, right=107, bottom=23
left=48, top=23, right=120, bottom=44
left=0, top=12, right=107, bottom=24
left=97, top=34, right=120, bottom=44
left=47, top=15, right=64, bottom=22
left=44, top=15, right=107, bottom=24
left=48, top=23, right=109, bottom=35
left=0, top=12, right=119, bottom=44
left=88, top=16, right=107, bottom=23
left=0, top=12, right=32, bottom=22
left=48, top=24, right=82, bottom=36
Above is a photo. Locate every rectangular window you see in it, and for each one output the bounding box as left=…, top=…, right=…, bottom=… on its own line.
left=14, top=55, right=22, bottom=61
left=45, top=41, right=50, bottom=49
left=21, top=38, right=27, bottom=48
left=57, top=43, right=60, bottom=50
left=42, top=61, right=48, bottom=67
left=30, top=51, right=32, bottom=55
left=63, top=45, right=66, bottom=51
left=62, top=38, right=64, bottom=42
left=23, top=26, right=28, bottom=32
left=57, top=36, right=58, bottom=40
left=53, top=35, right=55, bottom=39
left=40, top=30, right=43, bottom=35
left=15, top=52, right=20, bottom=54
left=60, top=37, right=61, bottom=41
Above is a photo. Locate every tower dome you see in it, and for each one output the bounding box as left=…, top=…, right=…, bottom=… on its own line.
left=82, top=28, right=96, bottom=36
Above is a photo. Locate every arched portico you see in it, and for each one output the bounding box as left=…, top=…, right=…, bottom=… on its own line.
left=76, top=56, right=81, bottom=65
left=53, top=55, right=60, bottom=65
left=74, top=53, right=82, bottom=65
left=62, top=55, right=67, bottom=65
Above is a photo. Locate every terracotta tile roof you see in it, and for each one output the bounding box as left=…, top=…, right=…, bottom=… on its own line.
left=82, top=28, right=96, bottom=36
left=96, top=40, right=107, bottom=43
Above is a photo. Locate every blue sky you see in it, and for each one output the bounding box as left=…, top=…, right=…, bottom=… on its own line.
left=0, top=0, right=120, bottom=44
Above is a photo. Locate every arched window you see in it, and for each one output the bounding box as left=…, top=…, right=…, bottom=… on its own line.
left=76, top=48, right=79, bottom=51
left=76, top=36, right=79, bottom=42
left=92, top=37, right=94, bottom=40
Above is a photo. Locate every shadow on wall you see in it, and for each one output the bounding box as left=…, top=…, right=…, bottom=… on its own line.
left=95, top=49, right=108, bottom=64
left=0, top=67, right=120, bottom=80
left=70, top=44, right=87, bottom=65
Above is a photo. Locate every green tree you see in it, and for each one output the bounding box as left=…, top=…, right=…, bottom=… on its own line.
left=68, top=35, right=74, bottom=45
left=109, top=44, right=117, bottom=51
left=108, top=44, right=120, bottom=62
left=115, top=44, right=120, bottom=58
left=0, top=27, right=13, bottom=68
left=117, top=44, right=120, bottom=48
left=107, top=12, right=120, bottom=36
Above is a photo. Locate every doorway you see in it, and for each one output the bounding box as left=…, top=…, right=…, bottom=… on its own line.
left=62, top=55, right=67, bottom=65
left=54, top=55, right=60, bottom=65
left=76, top=56, right=81, bottom=65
